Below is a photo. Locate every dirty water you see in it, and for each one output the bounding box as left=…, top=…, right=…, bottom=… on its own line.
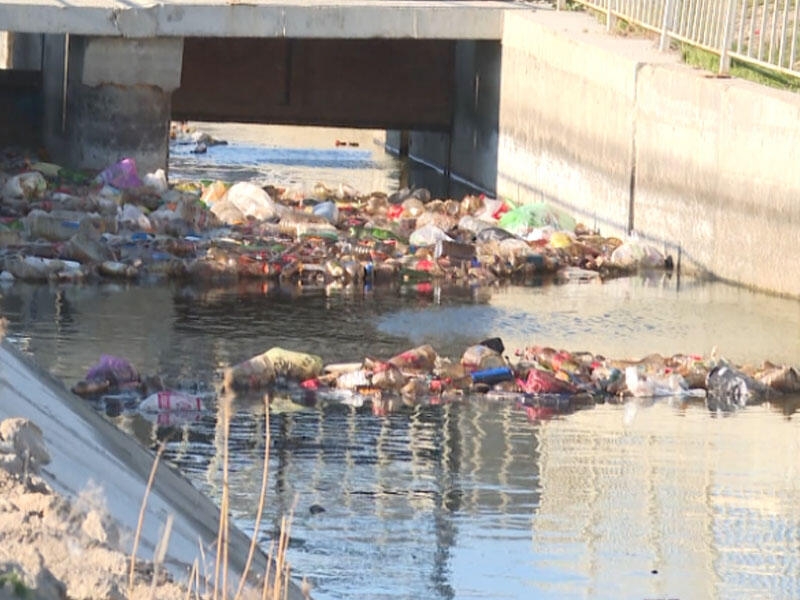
left=1, top=125, right=800, bottom=599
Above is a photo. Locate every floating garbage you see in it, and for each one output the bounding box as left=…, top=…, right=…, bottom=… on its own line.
left=138, top=390, right=205, bottom=413
left=0, top=143, right=685, bottom=289
left=67, top=330, right=800, bottom=425
left=265, top=347, right=323, bottom=380
left=705, top=363, right=767, bottom=411
left=223, top=350, right=276, bottom=391
left=3, top=171, right=47, bottom=200
left=95, top=157, right=142, bottom=189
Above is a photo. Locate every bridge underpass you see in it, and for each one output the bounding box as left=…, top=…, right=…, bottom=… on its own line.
left=173, top=38, right=454, bottom=131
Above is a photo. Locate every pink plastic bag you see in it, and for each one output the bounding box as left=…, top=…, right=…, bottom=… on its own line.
left=518, top=368, right=577, bottom=395
left=85, top=354, right=139, bottom=386
left=96, top=158, right=142, bottom=189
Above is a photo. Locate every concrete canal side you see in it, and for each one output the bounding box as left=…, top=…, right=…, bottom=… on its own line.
left=0, top=340, right=306, bottom=599
left=495, top=9, right=800, bottom=298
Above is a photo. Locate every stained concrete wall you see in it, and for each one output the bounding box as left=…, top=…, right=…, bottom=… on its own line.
left=0, top=69, right=41, bottom=147
left=496, top=10, right=677, bottom=237
left=404, top=39, right=500, bottom=195
left=41, top=35, right=182, bottom=174
left=633, top=66, right=800, bottom=292
left=496, top=9, right=800, bottom=297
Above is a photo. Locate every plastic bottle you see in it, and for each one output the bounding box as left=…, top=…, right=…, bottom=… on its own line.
left=138, top=390, right=205, bottom=412
left=470, top=366, right=514, bottom=385
left=24, top=209, right=87, bottom=242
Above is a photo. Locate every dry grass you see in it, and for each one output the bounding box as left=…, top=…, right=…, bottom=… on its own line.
left=130, top=394, right=302, bottom=600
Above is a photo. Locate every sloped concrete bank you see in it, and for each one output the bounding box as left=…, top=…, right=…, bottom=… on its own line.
left=0, top=340, right=306, bottom=599
left=496, top=9, right=800, bottom=298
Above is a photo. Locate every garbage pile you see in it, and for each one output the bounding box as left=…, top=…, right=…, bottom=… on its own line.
left=0, top=154, right=674, bottom=288
left=71, top=338, right=800, bottom=423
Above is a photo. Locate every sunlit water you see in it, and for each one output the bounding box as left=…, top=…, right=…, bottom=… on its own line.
left=2, top=125, right=800, bottom=599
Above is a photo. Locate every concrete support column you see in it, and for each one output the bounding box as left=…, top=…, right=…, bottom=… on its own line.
left=405, top=40, right=500, bottom=197
left=0, top=32, right=43, bottom=69
left=43, top=36, right=183, bottom=175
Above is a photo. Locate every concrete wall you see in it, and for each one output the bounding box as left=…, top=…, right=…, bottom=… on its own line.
left=496, top=9, right=800, bottom=297
left=404, top=39, right=501, bottom=195
left=42, top=35, right=182, bottom=174
left=0, top=68, right=41, bottom=147
left=633, top=66, right=800, bottom=290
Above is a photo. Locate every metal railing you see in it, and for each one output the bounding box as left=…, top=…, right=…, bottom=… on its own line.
left=560, top=0, right=800, bottom=78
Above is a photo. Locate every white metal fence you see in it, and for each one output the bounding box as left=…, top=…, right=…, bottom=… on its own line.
left=561, top=0, right=800, bottom=78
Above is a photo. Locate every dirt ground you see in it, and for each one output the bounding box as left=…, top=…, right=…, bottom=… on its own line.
left=0, top=416, right=189, bottom=600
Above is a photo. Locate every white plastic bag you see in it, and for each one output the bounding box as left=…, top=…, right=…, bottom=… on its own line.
left=227, top=182, right=277, bottom=221
left=409, top=224, right=452, bottom=247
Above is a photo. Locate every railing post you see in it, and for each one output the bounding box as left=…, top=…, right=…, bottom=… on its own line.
left=659, top=0, right=675, bottom=51
left=607, top=0, right=617, bottom=33
left=719, top=0, right=736, bottom=76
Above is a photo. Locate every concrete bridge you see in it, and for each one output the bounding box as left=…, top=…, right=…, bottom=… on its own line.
left=1, top=0, right=518, bottom=175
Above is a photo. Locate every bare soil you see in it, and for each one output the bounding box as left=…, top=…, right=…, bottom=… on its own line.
left=0, top=417, right=187, bottom=600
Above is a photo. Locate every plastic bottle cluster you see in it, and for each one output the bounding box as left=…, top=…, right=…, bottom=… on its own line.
left=72, top=337, right=800, bottom=425
left=0, top=156, right=674, bottom=288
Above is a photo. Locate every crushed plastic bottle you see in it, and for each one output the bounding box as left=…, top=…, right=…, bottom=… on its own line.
left=139, top=390, right=205, bottom=412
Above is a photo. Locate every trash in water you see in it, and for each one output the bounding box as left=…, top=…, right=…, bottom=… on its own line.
left=705, top=363, right=768, bottom=412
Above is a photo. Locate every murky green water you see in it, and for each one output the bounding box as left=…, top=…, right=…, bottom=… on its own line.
left=2, top=125, right=800, bottom=599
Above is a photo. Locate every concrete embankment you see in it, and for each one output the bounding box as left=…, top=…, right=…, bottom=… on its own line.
left=496, top=9, right=800, bottom=298
left=0, top=340, right=305, bottom=599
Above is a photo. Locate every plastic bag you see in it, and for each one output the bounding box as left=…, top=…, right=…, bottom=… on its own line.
left=312, top=200, right=340, bottom=224
left=85, top=354, right=140, bottom=386
left=409, top=224, right=452, bottom=247
left=755, top=364, right=800, bottom=393
left=388, top=344, right=438, bottom=372
left=227, top=182, right=277, bottom=221
left=2, top=171, right=47, bottom=200
left=401, top=198, right=425, bottom=218
left=624, top=366, right=687, bottom=398
left=142, top=169, right=168, bottom=193
left=95, top=158, right=142, bottom=189
left=705, top=364, right=766, bottom=409
left=265, top=347, right=323, bottom=380
left=498, top=203, right=576, bottom=235
left=117, top=203, right=153, bottom=231
left=610, top=237, right=666, bottom=269
left=200, top=180, right=228, bottom=207
left=518, top=368, right=577, bottom=395
left=223, top=351, right=276, bottom=390
left=461, top=344, right=505, bottom=372
left=370, top=361, right=408, bottom=390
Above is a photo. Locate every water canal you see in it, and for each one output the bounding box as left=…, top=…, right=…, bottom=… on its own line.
left=2, top=125, right=800, bottom=599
